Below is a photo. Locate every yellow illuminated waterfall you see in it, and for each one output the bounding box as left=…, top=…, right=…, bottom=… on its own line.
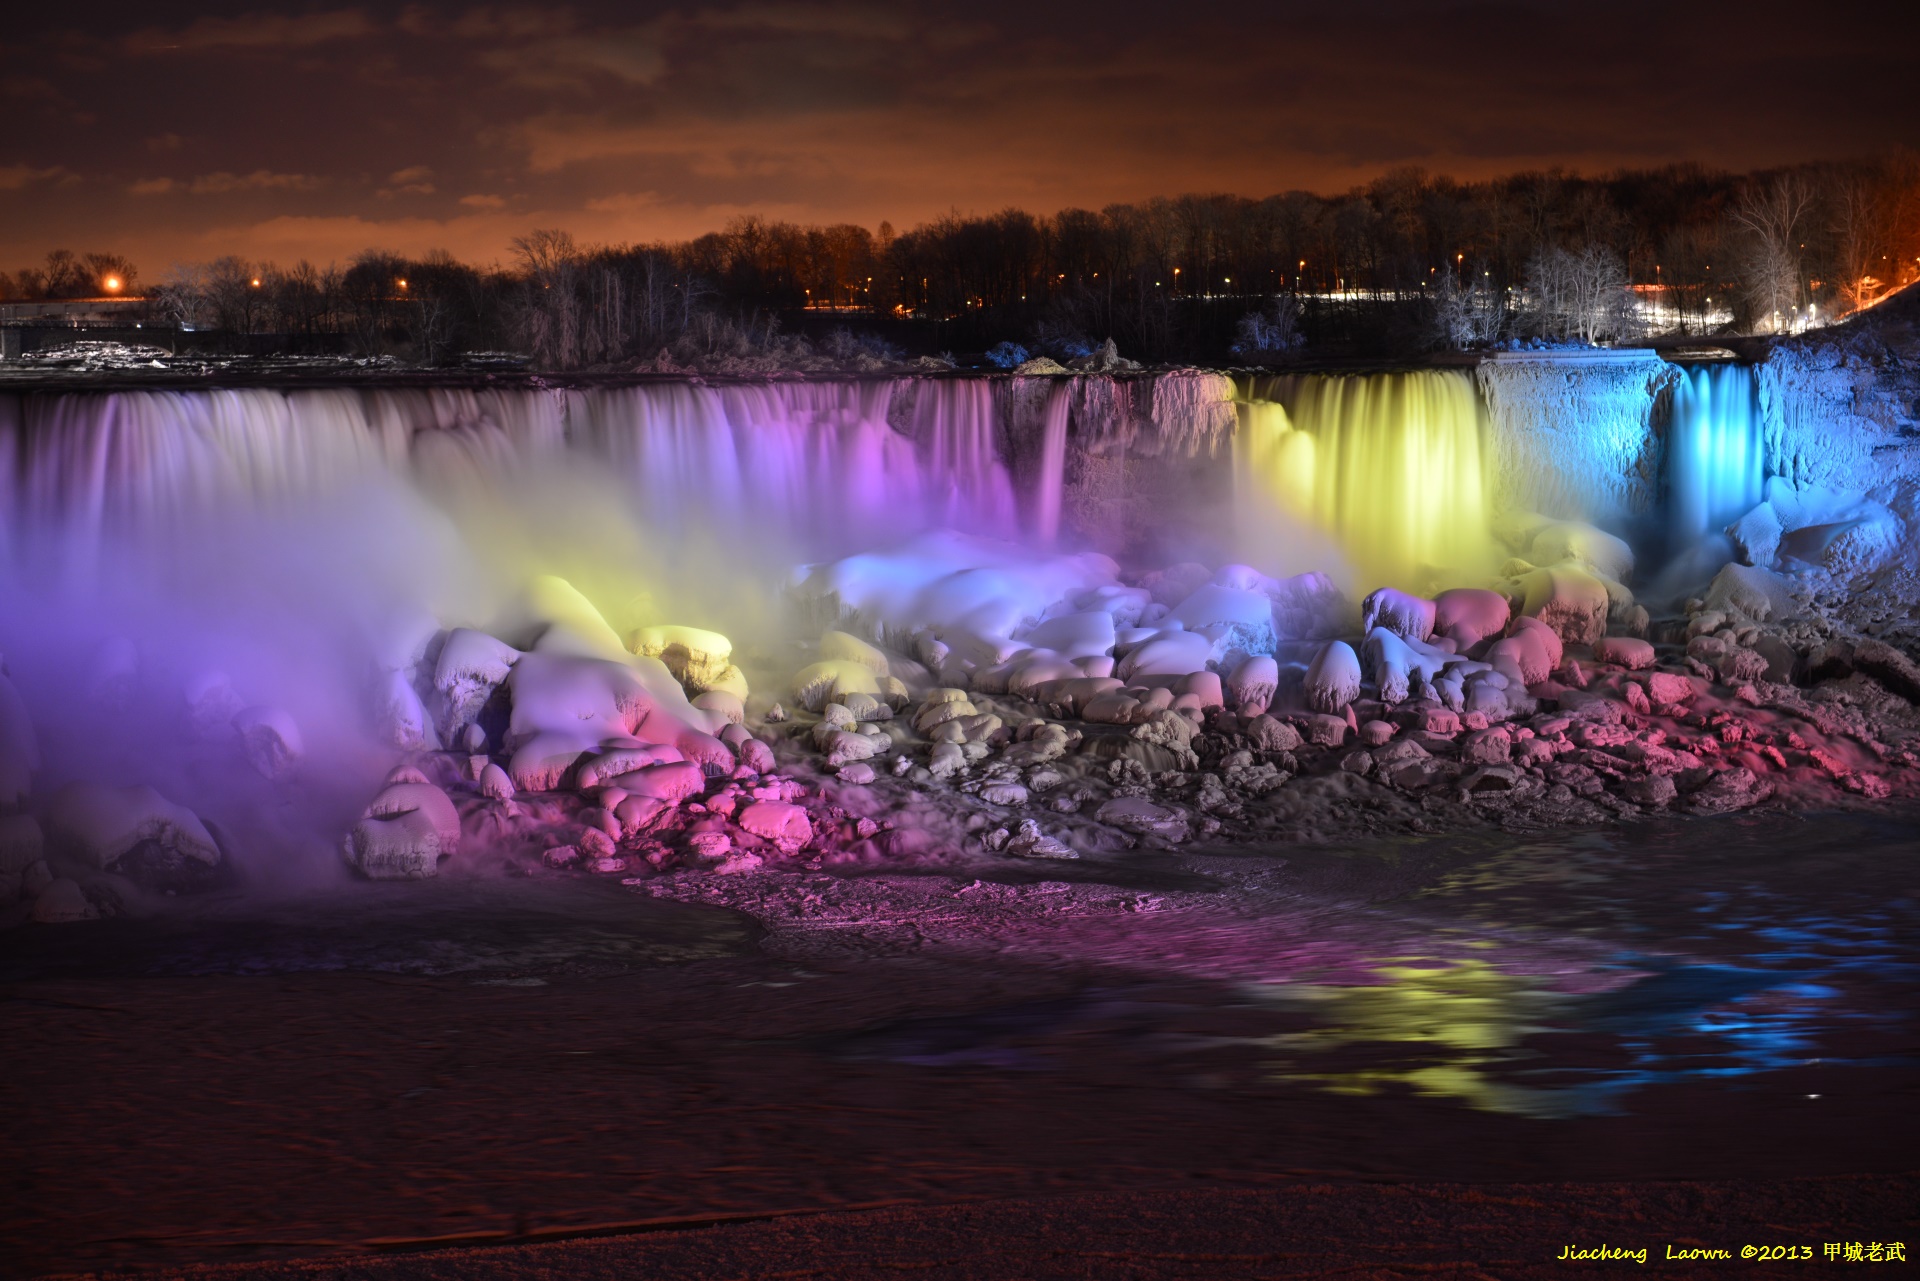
left=1235, top=371, right=1496, bottom=592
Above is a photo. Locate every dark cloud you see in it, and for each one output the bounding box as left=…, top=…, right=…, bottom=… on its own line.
left=0, top=0, right=1914, bottom=269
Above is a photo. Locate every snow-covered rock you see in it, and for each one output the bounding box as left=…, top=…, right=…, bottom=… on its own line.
left=1361, top=588, right=1436, bottom=642
left=1304, top=640, right=1363, bottom=713
left=1517, top=566, right=1610, bottom=646
left=234, top=705, right=303, bottom=780
left=348, top=781, right=460, bottom=880
left=47, top=783, right=222, bottom=888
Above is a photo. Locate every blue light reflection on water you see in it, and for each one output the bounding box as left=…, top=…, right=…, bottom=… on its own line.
left=1247, top=818, right=1920, bottom=1119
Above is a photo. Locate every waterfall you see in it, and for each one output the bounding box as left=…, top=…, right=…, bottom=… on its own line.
left=570, top=380, right=1016, bottom=557
left=1032, top=383, right=1071, bottom=545
left=1667, top=364, right=1765, bottom=549
left=0, top=380, right=1029, bottom=575
left=1235, top=371, right=1495, bottom=592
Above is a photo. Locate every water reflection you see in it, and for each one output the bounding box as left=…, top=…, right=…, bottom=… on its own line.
left=1244, top=814, right=1919, bottom=1118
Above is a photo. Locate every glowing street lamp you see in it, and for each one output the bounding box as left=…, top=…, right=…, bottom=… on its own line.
left=103, top=276, right=123, bottom=294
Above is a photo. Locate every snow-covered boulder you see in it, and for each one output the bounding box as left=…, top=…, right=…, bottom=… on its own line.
left=47, top=783, right=222, bottom=889
left=1726, top=501, right=1783, bottom=568
left=1116, top=630, right=1214, bottom=681
left=1225, top=655, right=1280, bottom=714
left=1362, top=628, right=1455, bottom=704
left=433, top=628, right=521, bottom=736
left=1304, top=640, right=1362, bottom=714
left=184, top=670, right=246, bottom=740
left=631, top=624, right=735, bottom=690
left=1431, top=588, right=1510, bottom=650
left=1517, top=566, right=1610, bottom=646
left=1528, top=520, right=1635, bottom=583
left=1361, top=588, right=1436, bottom=642
left=1168, top=586, right=1277, bottom=655
left=791, top=659, right=882, bottom=712
left=233, top=706, right=303, bottom=780
left=347, top=781, right=460, bottom=880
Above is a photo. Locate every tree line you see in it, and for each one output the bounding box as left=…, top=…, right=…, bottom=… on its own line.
left=6, top=152, right=1916, bottom=366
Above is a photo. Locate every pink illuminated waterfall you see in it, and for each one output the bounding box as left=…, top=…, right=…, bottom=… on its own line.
left=1033, top=382, right=1071, bottom=545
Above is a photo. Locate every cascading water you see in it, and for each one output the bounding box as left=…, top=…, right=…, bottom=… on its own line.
left=0, top=379, right=1038, bottom=883
left=1031, top=383, right=1071, bottom=545
left=1234, top=371, right=1495, bottom=592
left=1666, top=364, right=1766, bottom=550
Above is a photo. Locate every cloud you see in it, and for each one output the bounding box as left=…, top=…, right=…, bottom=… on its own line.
left=126, top=10, right=374, bottom=54
left=378, top=165, right=437, bottom=197
left=460, top=194, right=507, bottom=209
left=131, top=171, right=324, bottom=196
left=0, top=165, right=71, bottom=191
left=191, top=211, right=528, bottom=265
left=480, top=33, right=667, bottom=88
left=192, top=171, right=323, bottom=194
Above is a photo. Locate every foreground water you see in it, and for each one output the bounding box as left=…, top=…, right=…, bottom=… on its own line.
left=2, top=808, right=1914, bottom=1273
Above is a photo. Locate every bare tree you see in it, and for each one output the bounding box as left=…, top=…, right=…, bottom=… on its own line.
left=150, top=264, right=211, bottom=331
left=1729, top=174, right=1811, bottom=333
left=1524, top=244, right=1636, bottom=344
left=1429, top=263, right=1508, bottom=348
left=511, top=229, right=584, bottom=367
left=204, top=256, right=267, bottom=334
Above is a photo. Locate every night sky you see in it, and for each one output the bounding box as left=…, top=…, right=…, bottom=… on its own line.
left=3, top=0, right=1917, bottom=271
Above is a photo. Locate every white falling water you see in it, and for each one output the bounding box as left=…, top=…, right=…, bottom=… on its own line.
left=1031, top=382, right=1071, bottom=545
left=1667, top=364, right=1766, bottom=550
left=1235, top=371, right=1496, bottom=592
left=1, top=380, right=1028, bottom=575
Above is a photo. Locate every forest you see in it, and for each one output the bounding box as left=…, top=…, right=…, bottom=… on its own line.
left=6, top=154, right=1917, bottom=366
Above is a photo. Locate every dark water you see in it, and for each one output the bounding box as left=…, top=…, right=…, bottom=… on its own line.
left=4, top=810, right=1915, bottom=1124
left=0, top=877, right=759, bottom=980
left=822, top=810, right=1920, bottom=1120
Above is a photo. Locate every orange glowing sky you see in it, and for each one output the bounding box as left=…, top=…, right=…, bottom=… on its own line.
left=3, top=1, right=1917, bottom=272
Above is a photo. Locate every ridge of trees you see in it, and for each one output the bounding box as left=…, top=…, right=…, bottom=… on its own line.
left=6, top=153, right=1916, bottom=366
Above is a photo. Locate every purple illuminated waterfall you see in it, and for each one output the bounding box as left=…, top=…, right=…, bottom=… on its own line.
left=0, top=380, right=1030, bottom=569
left=1032, top=383, right=1071, bottom=545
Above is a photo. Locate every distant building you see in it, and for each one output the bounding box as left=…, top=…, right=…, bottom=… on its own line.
left=0, top=297, right=164, bottom=359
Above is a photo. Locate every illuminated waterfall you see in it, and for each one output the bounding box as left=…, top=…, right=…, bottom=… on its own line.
left=1032, top=382, right=1071, bottom=545
left=1, top=380, right=1024, bottom=575
left=1667, top=364, right=1765, bottom=549
left=1235, top=371, right=1495, bottom=592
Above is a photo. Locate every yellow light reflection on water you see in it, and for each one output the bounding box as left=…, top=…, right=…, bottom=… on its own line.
left=1249, top=957, right=1581, bottom=1118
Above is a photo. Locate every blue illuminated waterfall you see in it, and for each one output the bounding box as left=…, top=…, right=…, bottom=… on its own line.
left=1668, top=365, right=1765, bottom=548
